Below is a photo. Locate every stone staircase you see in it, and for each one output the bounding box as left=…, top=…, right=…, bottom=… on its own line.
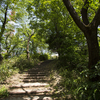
left=1, top=60, right=56, bottom=100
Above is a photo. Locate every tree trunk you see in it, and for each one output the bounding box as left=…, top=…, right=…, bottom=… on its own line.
left=0, top=44, right=3, bottom=62
left=27, top=39, right=30, bottom=61
left=84, top=28, right=100, bottom=81
left=84, top=28, right=99, bottom=69
left=26, top=30, right=34, bottom=61
left=62, top=0, right=100, bottom=82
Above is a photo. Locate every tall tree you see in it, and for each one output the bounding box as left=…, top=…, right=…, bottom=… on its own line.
left=26, top=30, right=34, bottom=60
left=0, top=0, right=30, bottom=59
left=0, top=0, right=9, bottom=61
left=63, top=0, right=100, bottom=70
left=27, top=0, right=75, bottom=54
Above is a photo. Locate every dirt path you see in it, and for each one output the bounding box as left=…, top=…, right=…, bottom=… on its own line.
left=1, top=60, right=58, bottom=100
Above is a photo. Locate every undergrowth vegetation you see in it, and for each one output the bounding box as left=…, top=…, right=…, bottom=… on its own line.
left=53, top=58, right=100, bottom=100
left=0, top=54, right=39, bottom=83
left=0, top=54, right=40, bottom=98
left=0, top=85, right=8, bottom=98
left=39, top=54, right=48, bottom=61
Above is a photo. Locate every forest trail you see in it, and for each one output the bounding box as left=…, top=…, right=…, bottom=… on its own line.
left=1, top=60, right=59, bottom=100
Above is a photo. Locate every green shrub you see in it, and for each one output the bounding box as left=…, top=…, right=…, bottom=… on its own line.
left=75, top=61, right=100, bottom=100
left=75, top=81, right=100, bottom=100
left=39, top=54, right=48, bottom=61
left=56, top=60, right=100, bottom=100
left=46, top=53, right=51, bottom=60
left=32, top=53, right=40, bottom=59
left=12, top=54, right=39, bottom=71
left=0, top=54, right=39, bottom=83
left=0, top=65, right=12, bottom=83
left=56, top=67, right=79, bottom=99
left=12, top=58, right=34, bottom=71
left=0, top=85, right=8, bottom=98
left=0, top=58, right=15, bottom=83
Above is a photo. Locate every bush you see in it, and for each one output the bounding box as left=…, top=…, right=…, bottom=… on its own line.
left=12, top=58, right=34, bottom=71
left=56, top=67, right=79, bottom=99
left=39, top=54, right=48, bottom=61
left=0, top=85, right=8, bottom=98
left=55, top=60, right=100, bottom=100
left=32, top=53, right=40, bottom=59
left=12, top=53, right=39, bottom=71
left=0, top=54, right=39, bottom=83
left=75, top=61, right=100, bottom=100
left=75, top=81, right=100, bottom=100
left=0, top=58, right=15, bottom=83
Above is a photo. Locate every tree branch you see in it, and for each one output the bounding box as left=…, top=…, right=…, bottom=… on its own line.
left=0, top=4, right=8, bottom=40
left=8, top=44, right=17, bottom=54
left=91, top=7, right=100, bottom=27
left=81, top=0, right=89, bottom=25
left=62, top=0, right=86, bottom=32
left=5, top=32, right=12, bottom=53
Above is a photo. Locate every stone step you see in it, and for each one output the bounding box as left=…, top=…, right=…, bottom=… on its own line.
left=8, top=88, right=52, bottom=95
left=21, top=71, right=46, bottom=74
left=20, top=76, right=50, bottom=80
left=23, top=73, right=47, bottom=75
left=0, top=60, right=57, bottom=100
left=20, top=76, right=47, bottom=79
left=21, top=74, right=47, bottom=77
left=9, top=86, right=51, bottom=90
left=1, top=95, right=54, bottom=100
left=26, top=70, right=46, bottom=72
left=22, top=96, right=53, bottom=100
left=22, top=71, right=50, bottom=75
left=22, top=71, right=46, bottom=73
left=22, top=79, right=50, bottom=83
left=10, top=83, right=50, bottom=88
left=22, top=74, right=47, bottom=76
